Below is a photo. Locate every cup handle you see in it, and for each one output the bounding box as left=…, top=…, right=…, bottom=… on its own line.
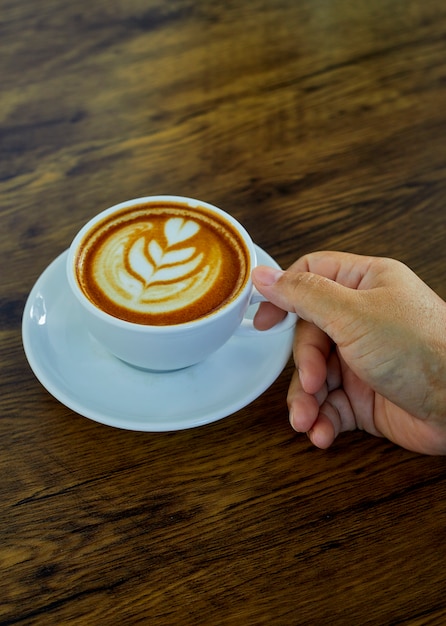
left=236, top=288, right=297, bottom=336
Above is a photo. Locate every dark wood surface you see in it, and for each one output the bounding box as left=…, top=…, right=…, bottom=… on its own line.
left=1, top=1, right=446, bottom=624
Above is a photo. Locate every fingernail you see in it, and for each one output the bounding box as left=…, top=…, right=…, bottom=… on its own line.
left=253, top=266, right=284, bottom=286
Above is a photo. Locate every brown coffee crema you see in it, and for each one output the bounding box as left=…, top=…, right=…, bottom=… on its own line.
left=75, top=202, right=250, bottom=325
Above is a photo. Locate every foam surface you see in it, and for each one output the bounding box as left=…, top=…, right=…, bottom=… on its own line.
left=76, top=203, right=249, bottom=325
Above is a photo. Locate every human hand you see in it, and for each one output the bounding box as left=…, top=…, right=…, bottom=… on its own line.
left=252, top=251, right=446, bottom=455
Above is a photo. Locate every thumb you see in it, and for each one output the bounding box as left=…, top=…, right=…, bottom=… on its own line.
left=252, top=265, right=359, bottom=337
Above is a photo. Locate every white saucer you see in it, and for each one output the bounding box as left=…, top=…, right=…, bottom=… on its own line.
left=22, top=246, right=294, bottom=431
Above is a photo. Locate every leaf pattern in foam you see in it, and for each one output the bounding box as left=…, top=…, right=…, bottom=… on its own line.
left=148, top=239, right=195, bottom=267
left=147, top=253, right=204, bottom=285
left=126, top=228, right=203, bottom=291
left=117, top=269, right=144, bottom=299
left=128, top=236, right=154, bottom=284
left=164, top=217, right=200, bottom=246
left=148, top=240, right=163, bottom=265
left=160, top=247, right=196, bottom=265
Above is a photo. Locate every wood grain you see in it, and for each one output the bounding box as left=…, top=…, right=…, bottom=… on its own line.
left=1, top=0, right=446, bottom=624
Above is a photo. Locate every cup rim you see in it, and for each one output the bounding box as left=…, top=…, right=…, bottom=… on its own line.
left=66, top=195, right=257, bottom=332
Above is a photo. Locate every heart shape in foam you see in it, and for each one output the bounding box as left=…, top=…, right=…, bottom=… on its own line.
left=165, top=218, right=200, bottom=246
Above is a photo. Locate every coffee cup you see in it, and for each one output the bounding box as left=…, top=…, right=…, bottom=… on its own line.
left=66, top=196, right=296, bottom=371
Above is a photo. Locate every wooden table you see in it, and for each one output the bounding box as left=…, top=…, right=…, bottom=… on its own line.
left=2, top=1, right=446, bottom=623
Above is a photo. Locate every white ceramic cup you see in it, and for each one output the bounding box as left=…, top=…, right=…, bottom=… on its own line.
left=67, top=196, right=296, bottom=371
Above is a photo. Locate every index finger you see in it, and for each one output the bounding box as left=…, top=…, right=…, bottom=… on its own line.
left=289, top=251, right=377, bottom=290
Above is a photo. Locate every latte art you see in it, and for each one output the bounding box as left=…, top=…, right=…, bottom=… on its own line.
left=75, top=203, right=250, bottom=325
left=96, top=218, right=221, bottom=314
